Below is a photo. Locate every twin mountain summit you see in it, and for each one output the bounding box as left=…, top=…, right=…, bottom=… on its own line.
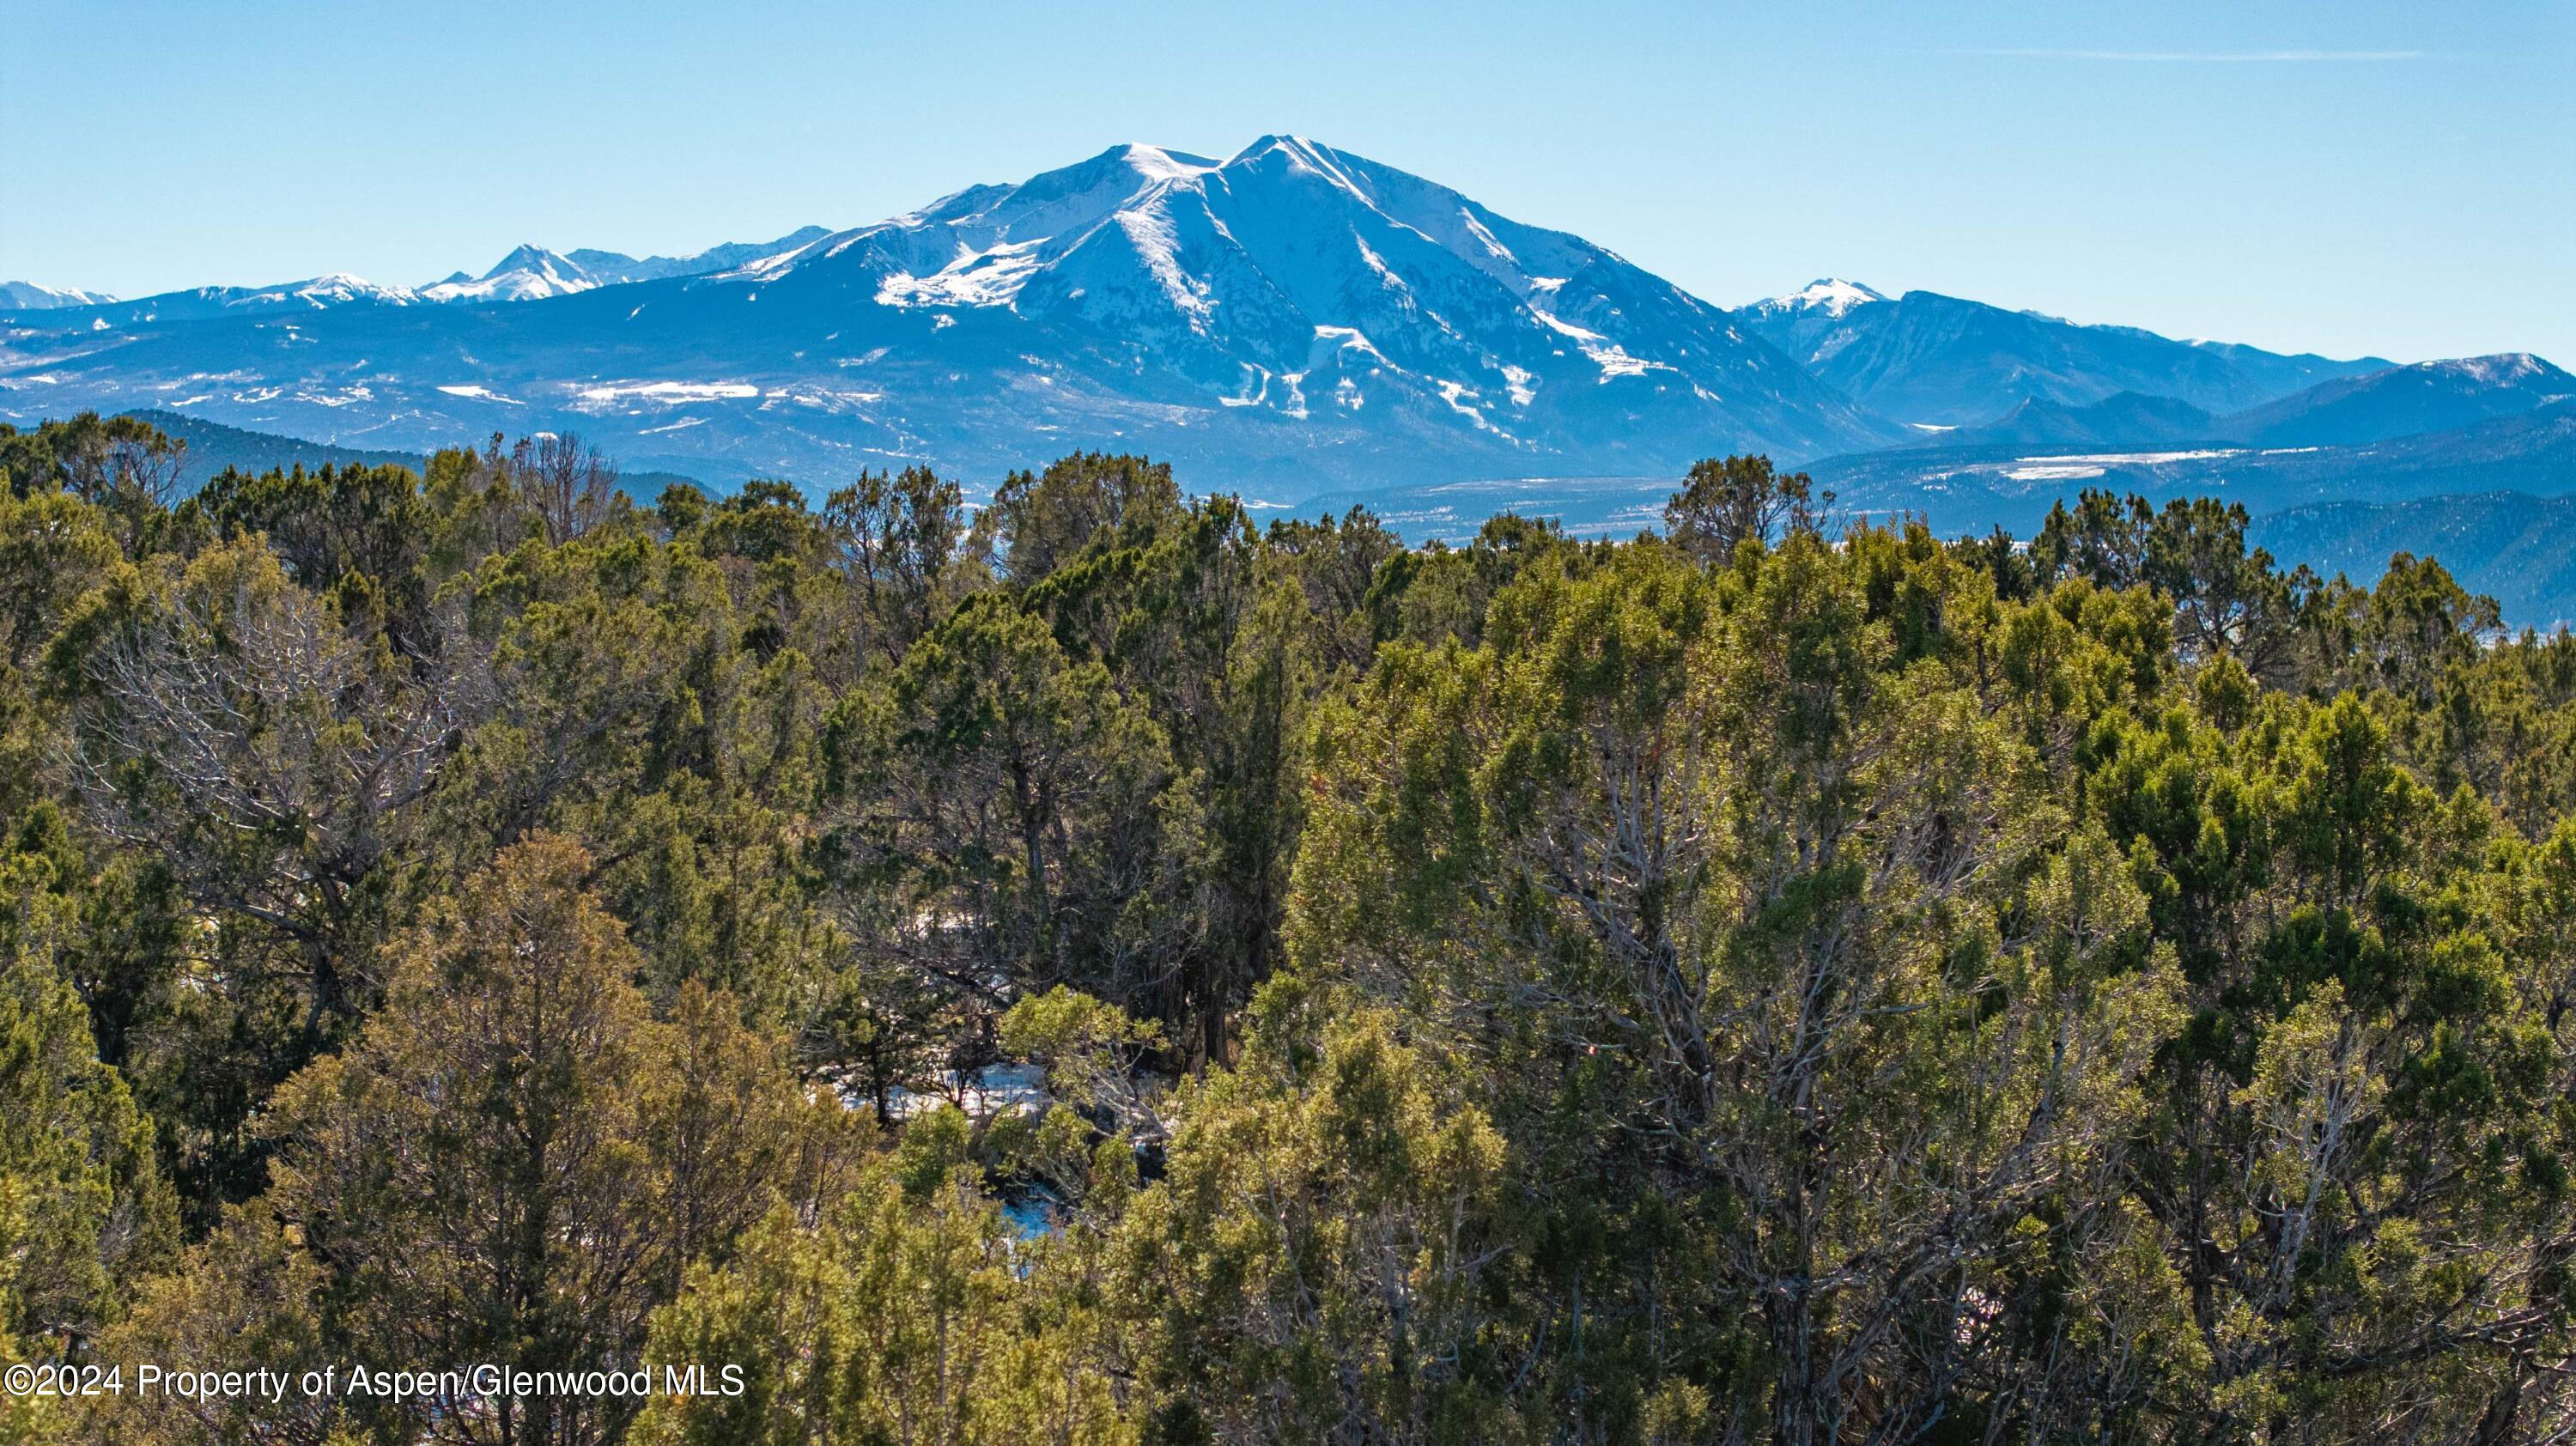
left=5, top=137, right=2570, bottom=610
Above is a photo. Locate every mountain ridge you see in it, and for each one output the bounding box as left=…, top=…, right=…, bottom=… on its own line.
left=0, top=137, right=1898, bottom=494
left=0, top=280, right=118, bottom=310
left=1735, top=283, right=2391, bottom=425
left=0, top=138, right=2552, bottom=501
left=3, top=225, right=832, bottom=323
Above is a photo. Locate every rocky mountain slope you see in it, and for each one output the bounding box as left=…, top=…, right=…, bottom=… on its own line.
left=6, top=138, right=1909, bottom=492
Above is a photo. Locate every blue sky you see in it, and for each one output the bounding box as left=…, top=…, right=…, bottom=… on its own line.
left=3, top=0, right=2567, bottom=363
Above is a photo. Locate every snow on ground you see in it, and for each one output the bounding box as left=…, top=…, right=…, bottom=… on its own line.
left=240, top=274, right=416, bottom=308
left=854, top=1063, right=1052, bottom=1123
left=1586, top=345, right=1657, bottom=380
left=875, top=239, right=1049, bottom=309
left=1532, top=307, right=1604, bottom=343
left=293, top=385, right=374, bottom=408
left=574, top=380, right=762, bottom=404
left=1528, top=304, right=1668, bottom=381
left=2447, top=353, right=2546, bottom=384
left=1313, top=325, right=1387, bottom=362
left=1437, top=379, right=1504, bottom=433
left=423, top=273, right=591, bottom=303
left=1762, top=278, right=1886, bottom=317
left=2017, top=450, right=2241, bottom=465
left=2000, top=449, right=2243, bottom=483
left=1221, top=363, right=1274, bottom=408
left=1118, top=207, right=1214, bottom=321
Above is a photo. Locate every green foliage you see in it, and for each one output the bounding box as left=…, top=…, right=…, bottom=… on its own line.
left=0, top=829, right=176, bottom=1365
left=633, top=1165, right=1132, bottom=1446
left=0, top=489, right=120, bottom=671
left=88, top=833, right=846, bottom=1446
left=999, top=986, right=1165, bottom=1131
left=1118, top=996, right=1518, bottom=1445
left=9, top=424, right=2576, bottom=1443
left=0, top=412, right=186, bottom=521
left=1661, top=452, right=1822, bottom=562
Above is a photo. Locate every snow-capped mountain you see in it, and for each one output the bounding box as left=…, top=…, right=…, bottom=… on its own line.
left=1732, top=279, right=1892, bottom=376
left=6, top=273, right=422, bottom=328
left=1893, top=351, right=2576, bottom=453
left=0, top=281, right=118, bottom=310
left=418, top=228, right=830, bottom=303
left=1742, top=278, right=1887, bottom=326
left=1, top=139, right=2521, bottom=501
left=422, top=245, right=598, bottom=303
left=1736, top=286, right=2387, bottom=427
left=668, top=136, right=1889, bottom=472
left=0, top=137, right=1894, bottom=492
left=0, top=228, right=834, bottom=327
left=564, top=227, right=830, bottom=286
left=2221, top=353, right=2574, bottom=447
left=219, top=273, right=416, bottom=310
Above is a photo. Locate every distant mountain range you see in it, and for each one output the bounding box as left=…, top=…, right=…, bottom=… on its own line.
left=1816, top=397, right=2576, bottom=529
left=128, top=410, right=429, bottom=480
left=1908, top=355, right=2573, bottom=452
left=0, top=281, right=118, bottom=310
left=2251, top=490, right=2576, bottom=628
left=1735, top=282, right=2390, bottom=426
left=5, top=136, right=2573, bottom=612
left=1284, top=390, right=2576, bottom=619
left=1294, top=398, right=2576, bottom=542
left=2, top=137, right=1903, bottom=490
left=2221, top=353, right=2572, bottom=448
left=0, top=226, right=835, bottom=325
left=416, top=229, right=835, bottom=303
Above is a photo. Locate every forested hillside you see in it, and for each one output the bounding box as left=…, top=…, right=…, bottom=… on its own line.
left=9, top=415, right=2576, bottom=1444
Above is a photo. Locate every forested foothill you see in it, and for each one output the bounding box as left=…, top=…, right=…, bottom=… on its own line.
left=9, top=412, right=2576, bottom=1444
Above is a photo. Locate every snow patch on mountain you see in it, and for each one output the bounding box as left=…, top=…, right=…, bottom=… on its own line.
left=1747, top=278, right=1889, bottom=319
left=241, top=275, right=418, bottom=308
left=2442, top=353, right=2555, bottom=386
left=1, top=281, right=119, bottom=311
left=726, top=134, right=1872, bottom=434
left=565, top=227, right=829, bottom=285
left=0, top=137, right=1902, bottom=490
left=874, top=240, right=1049, bottom=308
left=415, top=229, right=834, bottom=304
left=423, top=246, right=597, bottom=303
left=574, top=380, right=763, bottom=404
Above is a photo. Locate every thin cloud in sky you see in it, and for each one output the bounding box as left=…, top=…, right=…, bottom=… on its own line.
left=1953, top=48, right=2425, bottom=63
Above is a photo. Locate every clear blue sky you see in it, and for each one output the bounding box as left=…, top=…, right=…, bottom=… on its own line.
left=3, top=0, right=2568, bottom=364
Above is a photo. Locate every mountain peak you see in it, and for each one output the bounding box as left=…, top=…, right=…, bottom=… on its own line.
left=266, top=274, right=414, bottom=306
left=1753, top=278, right=1888, bottom=318
left=2216, top=349, right=2573, bottom=448
left=1228, top=133, right=1327, bottom=165
left=484, top=243, right=569, bottom=278
left=421, top=246, right=594, bottom=304
left=1221, top=135, right=1379, bottom=198
left=699, top=135, right=1890, bottom=465
left=46, top=136, right=2479, bottom=496
left=0, top=280, right=118, bottom=311
left=2433, top=352, right=2561, bottom=385
left=1115, top=143, right=1223, bottom=181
